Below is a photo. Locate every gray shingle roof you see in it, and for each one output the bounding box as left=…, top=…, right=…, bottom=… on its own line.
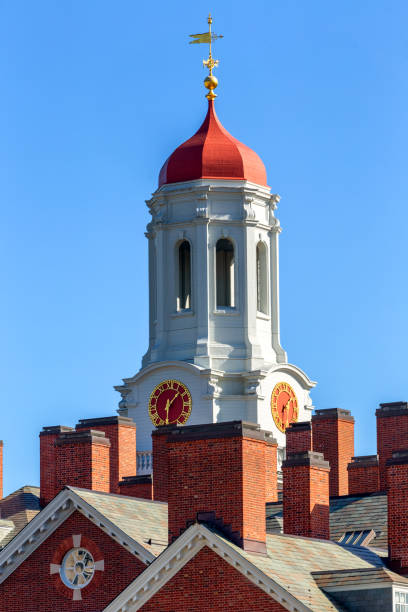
left=0, top=486, right=41, bottom=549
left=209, top=531, right=386, bottom=612
left=267, top=492, right=388, bottom=551
left=68, top=487, right=168, bottom=556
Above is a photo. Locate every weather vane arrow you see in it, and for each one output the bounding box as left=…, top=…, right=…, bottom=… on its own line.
left=189, top=14, right=223, bottom=100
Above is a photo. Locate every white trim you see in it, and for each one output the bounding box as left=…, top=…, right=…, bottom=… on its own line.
left=103, top=524, right=309, bottom=612
left=323, top=581, right=395, bottom=592
left=120, top=361, right=209, bottom=385
left=0, top=488, right=155, bottom=584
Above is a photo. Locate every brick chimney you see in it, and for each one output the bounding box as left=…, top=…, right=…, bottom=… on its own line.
left=0, top=441, right=3, bottom=500
left=387, top=450, right=408, bottom=574
left=265, top=437, right=278, bottom=502
left=376, top=401, right=408, bottom=491
left=286, top=421, right=313, bottom=455
left=119, top=475, right=153, bottom=500
left=76, top=416, right=136, bottom=493
left=152, top=427, right=170, bottom=502
left=282, top=451, right=330, bottom=540
left=347, top=455, right=379, bottom=495
left=312, top=408, right=354, bottom=496
left=55, top=430, right=110, bottom=494
left=40, top=425, right=73, bottom=506
left=155, top=421, right=275, bottom=554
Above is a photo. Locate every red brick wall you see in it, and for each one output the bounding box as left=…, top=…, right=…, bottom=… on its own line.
left=265, top=440, right=278, bottom=502
left=0, top=510, right=145, bottom=611
left=387, top=451, right=408, bottom=573
left=55, top=432, right=110, bottom=494
left=282, top=452, right=330, bottom=540
left=152, top=428, right=169, bottom=502
left=40, top=426, right=74, bottom=506
left=347, top=457, right=379, bottom=495
left=376, top=403, right=408, bottom=491
left=119, top=481, right=153, bottom=499
left=0, top=440, right=3, bottom=500
left=312, top=409, right=354, bottom=496
left=140, top=547, right=287, bottom=612
left=286, top=422, right=313, bottom=455
left=165, top=422, right=268, bottom=553
left=76, top=418, right=137, bottom=494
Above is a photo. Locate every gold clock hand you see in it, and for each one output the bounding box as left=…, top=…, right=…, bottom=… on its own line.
left=168, top=392, right=180, bottom=408
left=164, top=399, right=170, bottom=425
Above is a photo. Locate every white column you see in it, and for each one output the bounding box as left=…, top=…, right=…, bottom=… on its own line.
left=270, top=225, right=287, bottom=363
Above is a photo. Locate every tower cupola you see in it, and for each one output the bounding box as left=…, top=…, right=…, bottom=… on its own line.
left=158, top=100, right=268, bottom=188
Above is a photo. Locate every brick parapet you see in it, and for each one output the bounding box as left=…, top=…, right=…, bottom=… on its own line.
left=312, top=408, right=354, bottom=496
left=376, top=401, right=408, bottom=490
left=282, top=451, right=330, bottom=540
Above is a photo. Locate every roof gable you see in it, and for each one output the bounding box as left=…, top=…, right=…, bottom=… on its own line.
left=104, top=524, right=310, bottom=612
left=0, top=487, right=164, bottom=583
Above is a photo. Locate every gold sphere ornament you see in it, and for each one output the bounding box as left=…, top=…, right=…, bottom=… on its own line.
left=204, top=75, right=218, bottom=100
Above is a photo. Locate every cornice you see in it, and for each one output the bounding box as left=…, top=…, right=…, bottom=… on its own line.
left=103, top=523, right=309, bottom=612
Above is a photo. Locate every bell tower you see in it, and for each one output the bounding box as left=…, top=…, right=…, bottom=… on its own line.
left=115, top=16, right=315, bottom=473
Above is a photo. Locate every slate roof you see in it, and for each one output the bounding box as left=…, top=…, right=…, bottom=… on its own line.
left=266, top=492, right=388, bottom=551
left=0, top=486, right=41, bottom=549
left=312, top=567, right=408, bottom=590
left=220, top=532, right=386, bottom=612
left=68, top=487, right=168, bottom=557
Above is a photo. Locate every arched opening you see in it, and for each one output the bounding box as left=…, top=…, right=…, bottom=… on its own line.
left=256, top=241, right=268, bottom=314
left=216, top=238, right=234, bottom=308
left=178, top=241, right=191, bottom=310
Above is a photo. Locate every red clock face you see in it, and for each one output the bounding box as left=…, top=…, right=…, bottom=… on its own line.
left=148, top=379, right=192, bottom=427
left=271, top=382, right=299, bottom=432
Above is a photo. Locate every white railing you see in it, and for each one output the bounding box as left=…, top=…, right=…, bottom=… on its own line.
left=137, top=451, right=153, bottom=475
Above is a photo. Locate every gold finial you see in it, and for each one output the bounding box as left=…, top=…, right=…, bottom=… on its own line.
left=189, top=14, right=223, bottom=100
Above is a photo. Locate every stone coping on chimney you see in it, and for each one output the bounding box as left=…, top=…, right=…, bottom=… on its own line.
left=55, top=429, right=111, bottom=447
left=282, top=451, right=330, bottom=470
left=76, top=416, right=136, bottom=428
left=119, top=475, right=152, bottom=486
left=152, top=420, right=276, bottom=444
left=40, top=425, right=74, bottom=436
left=286, top=421, right=312, bottom=431
left=312, top=408, right=354, bottom=422
left=376, top=401, right=408, bottom=417
left=347, top=455, right=379, bottom=469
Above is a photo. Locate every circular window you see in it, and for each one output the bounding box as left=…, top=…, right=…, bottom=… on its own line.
left=60, top=548, right=95, bottom=589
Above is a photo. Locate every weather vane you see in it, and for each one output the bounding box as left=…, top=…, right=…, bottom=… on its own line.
left=189, top=14, right=223, bottom=100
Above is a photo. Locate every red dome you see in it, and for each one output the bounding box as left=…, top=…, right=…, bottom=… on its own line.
left=158, top=100, right=268, bottom=188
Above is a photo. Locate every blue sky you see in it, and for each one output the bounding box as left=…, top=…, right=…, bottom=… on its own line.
left=1, top=1, right=407, bottom=495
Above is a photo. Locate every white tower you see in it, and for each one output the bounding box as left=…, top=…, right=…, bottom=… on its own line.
left=115, top=46, right=315, bottom=473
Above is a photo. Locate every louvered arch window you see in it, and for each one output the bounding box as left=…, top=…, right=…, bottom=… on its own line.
left=256, top=241, right=268, bottom=314
left=216, top=238, right=235, bottom=308
left=178, top=240, right=191, bottom=310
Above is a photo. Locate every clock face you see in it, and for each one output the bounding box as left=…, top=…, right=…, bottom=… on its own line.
left=148, top=379, right=192, bottom=427
left=271, top=382, right=299, bottom=433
